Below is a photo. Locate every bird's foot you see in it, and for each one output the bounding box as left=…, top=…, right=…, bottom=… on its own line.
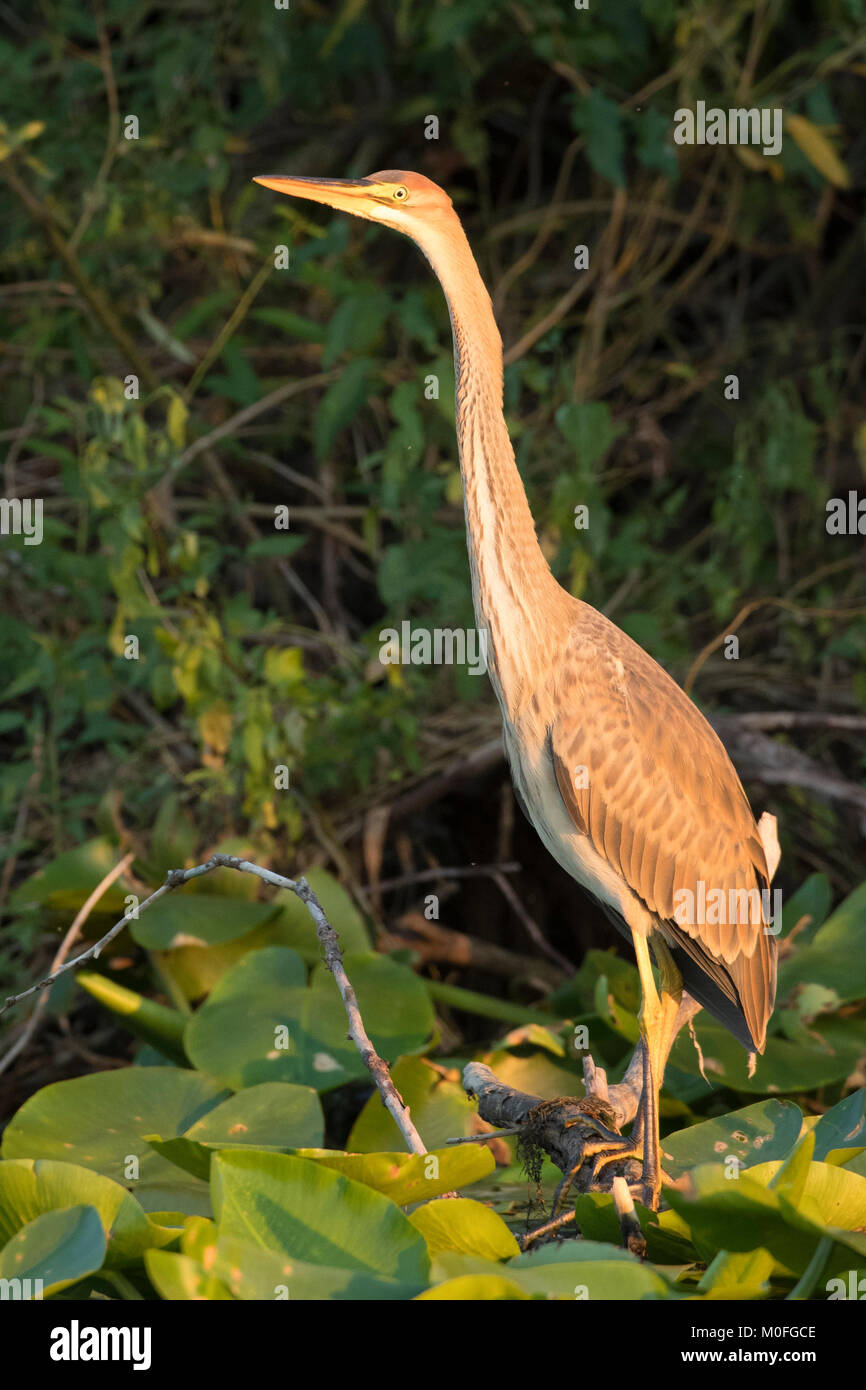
left=552, top=1110, right=645, bottom=1216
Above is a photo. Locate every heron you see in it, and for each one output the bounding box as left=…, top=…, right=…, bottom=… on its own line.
left=253, top=169, right=779, bottom=1210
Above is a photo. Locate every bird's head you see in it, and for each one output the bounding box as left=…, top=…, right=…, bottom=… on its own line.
left=253, top=169, right=455, bottom=234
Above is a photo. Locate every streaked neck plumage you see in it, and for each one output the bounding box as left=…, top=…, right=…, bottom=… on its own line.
left=417, top=216, right=566, bottom=716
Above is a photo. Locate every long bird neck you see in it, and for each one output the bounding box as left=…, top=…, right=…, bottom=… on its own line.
left=421, top=218, right=564, bottom=714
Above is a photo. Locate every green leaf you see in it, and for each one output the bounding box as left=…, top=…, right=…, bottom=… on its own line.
left=322, top=289, right=388, bottom=366
left=251, top=307, right=325, bottom=342
left=813, top=1089, right=866, bottom=1162
left=130, top=891, right=281, bottom=950
left=662, top=1100, right=803, bottom=1179
left=668, top=1014, right=863, bottom=1093
left=314, top=358, right=371, bottom=460
left=778, top=884, right=866, bottom=1003
left=246, top=534, right=308, bottom=560
left=187, top=1082, right=324, bottom=1148
left=780, top=873, right=832, bottom=945
left=417, top=1274, right=530, bottom=1300
left=207, top=1232, right=413, bottom=1301
left=0, top=1161, right=171, bottom=1267
left=349, top=1057, right=476, bottom=1152
left=211, top=1150, right=430, bottom=1290
left=555, top=401, right=625, bottom=472
left=271, top=867, right=370, bottom=954
left=145, top=1249, right=235, bottom=1300
left=145, top=1082, right=325, bottom=1179
left=572, top=89, right=626, bottom=187
left=299, top=1145, right=494, bottom=1205
left=1, top=1067, right=232, bottom=1215
left=185, top=946, right=432, bottom=1092
left=0, top=1205, right=107, bottom=1297
left=410, top=1197, right=519, bottom=1259
left=507, top=1242, right=674, bottom=1299
left=633, top=107, right=678, bottom=178
left=10, top=837, right=130, bottom=913
left=666, top=1152, right=866, bottom=1280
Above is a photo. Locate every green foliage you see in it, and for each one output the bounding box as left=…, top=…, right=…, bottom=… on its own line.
left=184, top=945, right=434, bottom=1091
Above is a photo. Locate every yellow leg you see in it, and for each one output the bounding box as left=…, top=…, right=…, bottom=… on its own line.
left=631, top=931, right=682, bottom=1208
left=556, top=932, right=683, bottom=1214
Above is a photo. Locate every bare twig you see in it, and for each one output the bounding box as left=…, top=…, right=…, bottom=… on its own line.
left=365, top=861, right=521, bottom=894
left=490, top=869, right=575, bottom=975
left=381, top=910, right=565, bottom=990
left=176, top=371, right=340, bottom=471
left=184, top=259, right=274, bottom=400
left=0, top=852, right=134, bottom=1075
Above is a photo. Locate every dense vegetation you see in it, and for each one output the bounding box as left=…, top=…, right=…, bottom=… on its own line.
left=1, top=1, right=865, bottom=1301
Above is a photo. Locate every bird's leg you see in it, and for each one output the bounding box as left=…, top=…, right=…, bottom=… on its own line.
left=582, top=933, right=683, bottom=1211
left=631, top=931, right=683, bottom=1208
left=555, top=980, right=696, bottom=1215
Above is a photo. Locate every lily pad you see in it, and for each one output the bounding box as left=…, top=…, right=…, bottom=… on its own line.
left=661, top=1099, right=803, bottom=1179
left=130, top=891, right=280, bottom=950
left=410, top=1197, right=519, bottom=1259
left=0, top=1160, right=171, bottom=1267
left=270, top=868, right=371, bottom=955
left=778, top=883, right=866, bottom=1004
left=812, top=1088, right=866, bottom=1162
left=1, top=1067, right=231, bottom=1214
left=297, top=1145, right=493, bottom=1205
left=144, top=1249, right=234, bottom=1300
left=417, top=1274, right=530, bottom=1299
left=668, top=1015, right=862, bottom=1094
left=0, top=1204, right=106, bottom=1297
left=666, top=1142, right=866, bottom=1280
left=185, top=946, right=433, bottom=1092
left=146, top=1081, right=325, bottom=1181
left=9, top=838, right=132, bottom=914
left=211, top=1150, right=430, bottom=1292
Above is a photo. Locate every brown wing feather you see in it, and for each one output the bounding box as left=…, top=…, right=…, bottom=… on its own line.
left=549, top=603, right=777, bottom=1051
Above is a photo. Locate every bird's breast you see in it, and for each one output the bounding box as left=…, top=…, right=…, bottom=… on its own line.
left=502, top=715, right=653, bottom=937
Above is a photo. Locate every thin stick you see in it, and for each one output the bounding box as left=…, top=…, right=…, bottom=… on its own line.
left=176, top=371, right=340, bottom=470
left=0, top=852, right=134, bottom=1075
left=521, top=1209, right=576, bottom=1249
left=184, top=260, right=273, bottom=400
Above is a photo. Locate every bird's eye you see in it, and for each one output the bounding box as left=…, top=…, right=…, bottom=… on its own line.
left=392, top=185, right=409, bottom=201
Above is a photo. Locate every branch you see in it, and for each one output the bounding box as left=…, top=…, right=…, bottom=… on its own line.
left=462, top=1055, right=645, bottom=1250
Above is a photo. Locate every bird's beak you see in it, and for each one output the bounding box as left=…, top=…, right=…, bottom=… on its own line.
left=253, top=174, right=378, bottom=217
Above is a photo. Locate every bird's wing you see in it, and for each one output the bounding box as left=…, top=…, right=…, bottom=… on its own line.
left=547, top=603, right=777, bottom=1049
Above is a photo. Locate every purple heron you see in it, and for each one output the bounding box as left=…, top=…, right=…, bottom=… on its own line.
left=253, top=169, right=779, bottom=1210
